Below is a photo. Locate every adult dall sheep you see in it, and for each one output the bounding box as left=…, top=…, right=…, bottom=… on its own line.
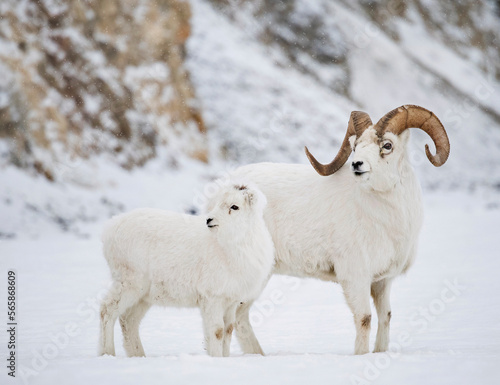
left=219, top=105, right=450, bottom=355
left=99, top=182, right=274, bottom=357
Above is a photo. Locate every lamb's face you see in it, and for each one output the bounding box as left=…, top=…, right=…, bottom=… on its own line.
left=349, top=127, right=410, bottom=192
left=206, top=184, right=266, bottom=236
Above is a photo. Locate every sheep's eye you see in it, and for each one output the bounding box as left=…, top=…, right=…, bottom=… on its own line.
left=383, top=143, right=392, bottom=151
left=230, top=205, right=239, bottom=210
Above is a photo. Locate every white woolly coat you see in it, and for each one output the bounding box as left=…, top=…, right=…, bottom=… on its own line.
left=230, top=162, right=423, bottom=284
left=102, top=208, right=274, bottom=307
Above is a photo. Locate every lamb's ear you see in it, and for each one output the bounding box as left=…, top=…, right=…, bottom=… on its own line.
left=244, top=190, right=255, bottom=206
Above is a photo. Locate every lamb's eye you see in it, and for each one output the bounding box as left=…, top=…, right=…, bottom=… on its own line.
left=230, top=205, right=239, bottom=211
left=383, top=143, right=392, bottom=151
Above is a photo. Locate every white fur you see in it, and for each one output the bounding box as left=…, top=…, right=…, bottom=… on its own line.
left=98, top=182, right=274, bottom=357
left=213, top=128, right=423, bottom=355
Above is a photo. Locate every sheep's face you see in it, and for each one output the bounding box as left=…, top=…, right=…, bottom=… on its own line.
left=349, top=128, right=410, bottom=192
left=206, top=183, right=267, bottom=238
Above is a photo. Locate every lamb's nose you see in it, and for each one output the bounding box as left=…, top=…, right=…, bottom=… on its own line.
left=352, top=161, right=364, bottom=170
left=206, top=218, right=213, bottom=225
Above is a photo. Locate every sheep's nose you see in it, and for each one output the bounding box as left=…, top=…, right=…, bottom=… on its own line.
left=206, top=218, right=213, bottom=225
left=352, top=161, right=364, bottom=170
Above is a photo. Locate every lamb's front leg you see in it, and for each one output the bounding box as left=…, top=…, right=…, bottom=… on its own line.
left=234, top=301, right=264, bottom=355
left=222, top=303, right=238, bottom=357
left=371, top=278, right=392, bottom=353
left=341, top=279, right=372, bottom=355
left=200, top=299, right=225, bottom=357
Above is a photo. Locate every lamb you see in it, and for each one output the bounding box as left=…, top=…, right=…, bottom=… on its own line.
left=98, top=182, right=274, bottom=357
left=210, top=105, right=450, bottom=355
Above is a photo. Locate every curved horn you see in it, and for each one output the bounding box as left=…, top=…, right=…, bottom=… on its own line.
left=374, top=105, right=450, bottom=167
left=305, top=111, right=372, bottom=176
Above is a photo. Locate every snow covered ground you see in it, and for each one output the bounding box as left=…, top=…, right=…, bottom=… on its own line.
left=1, top=192, right=499, bottom=385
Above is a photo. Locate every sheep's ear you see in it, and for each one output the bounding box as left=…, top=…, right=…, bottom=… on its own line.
left=398, top=129, right=411, bottom=145
left=348, top=135, right=356, bottom=150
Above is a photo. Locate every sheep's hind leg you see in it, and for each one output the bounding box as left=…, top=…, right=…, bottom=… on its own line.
left=371, top=278, right=392, bottom=353
left=98, top=281, right=141, bottom=356
left=120, top=298, right=151, bottom=357
left=200, top=299, right=225, bottom=357
left=234, top=301, right=264, bottom=355
left=341, top=279, right=372, bottom=355
left=222, top=303, right=238, bottom=357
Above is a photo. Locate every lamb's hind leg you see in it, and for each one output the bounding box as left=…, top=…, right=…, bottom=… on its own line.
left=120, top=299, right=151, bottom=357
left=371, top=278, right=392, bottom=353
left=234, top=301, right=264, bottom=355
left=341, top=279, right=372, bottom=355
left=98, top=281, right=141, bottom=356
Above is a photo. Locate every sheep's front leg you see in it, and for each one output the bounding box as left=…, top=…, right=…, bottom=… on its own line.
left=371, top=278, right=392, bottom=353
left=200, top=299, right=225, bottom=357
left=234, top=301, right=264, bottom=355
left=222, top=303, right=238, bottom=357
left=341, top=280, right=372, bottom=355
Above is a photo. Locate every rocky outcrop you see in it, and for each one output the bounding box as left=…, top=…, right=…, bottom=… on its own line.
left=0, top=0, right=206, bottom=181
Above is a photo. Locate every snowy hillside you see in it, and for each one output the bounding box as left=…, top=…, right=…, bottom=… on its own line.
left=1, top=0, right=500, bottom=237
left=187, top=0, right=500, bottom=190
